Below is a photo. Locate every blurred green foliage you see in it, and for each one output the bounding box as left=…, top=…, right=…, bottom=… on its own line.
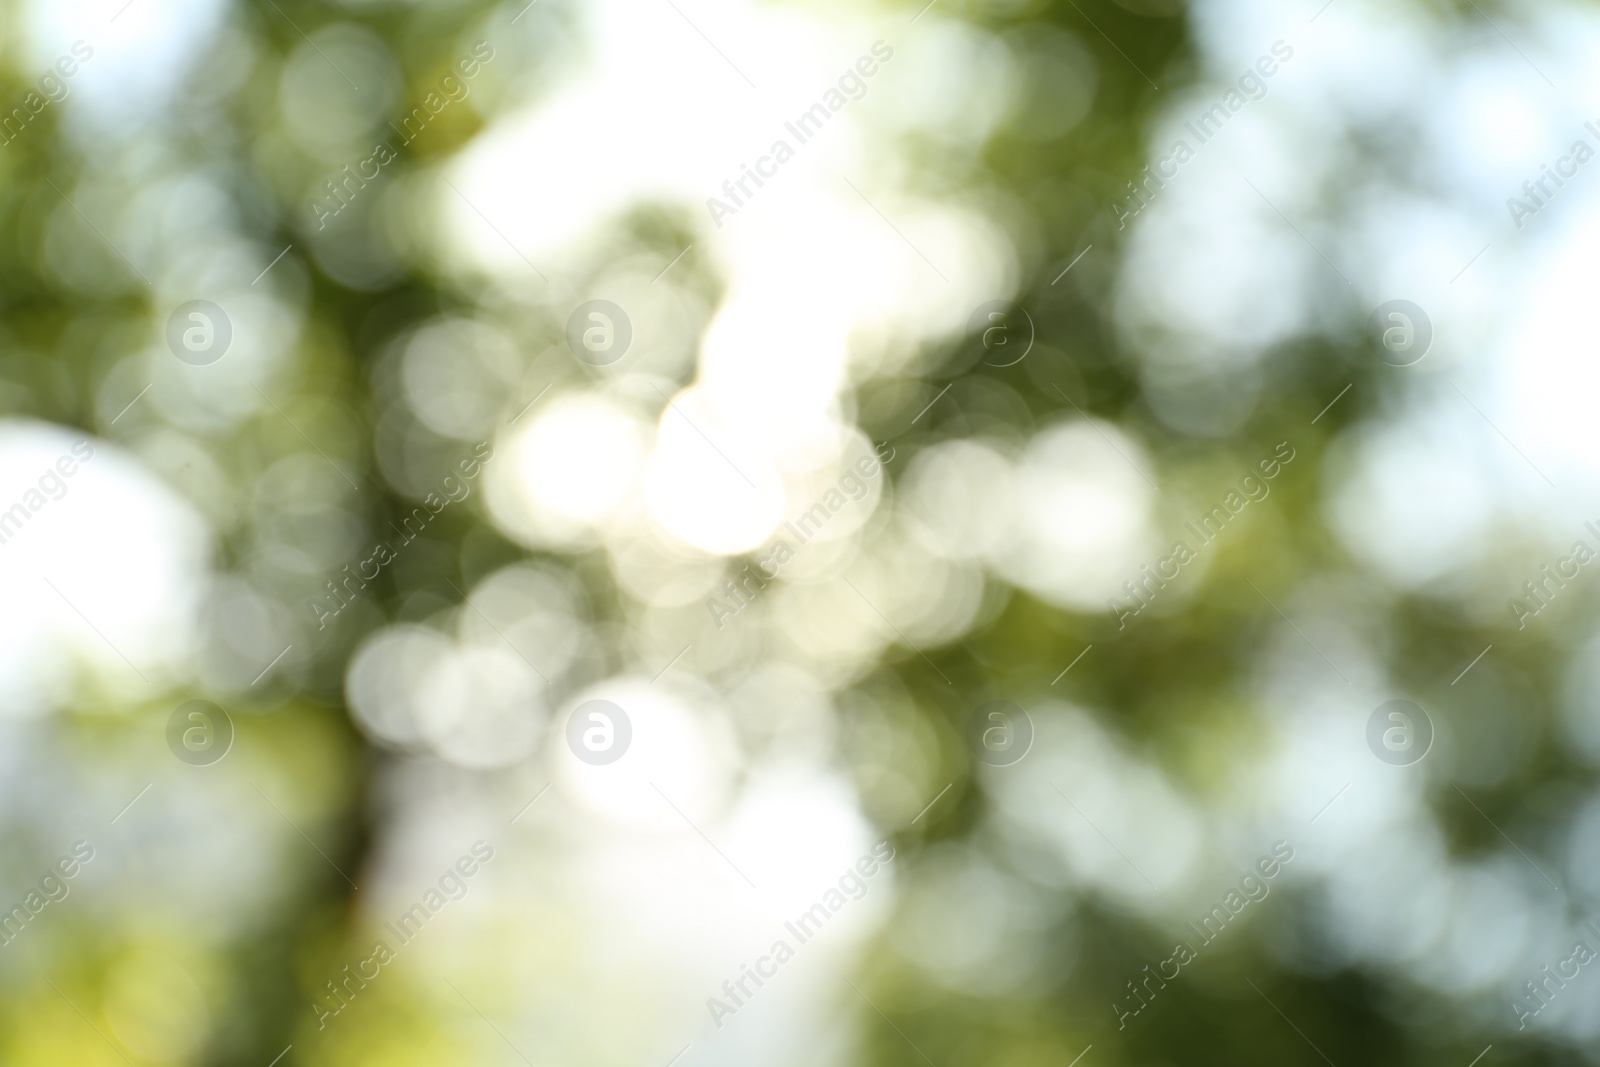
left=0, top=0, right=1572, bottom=1065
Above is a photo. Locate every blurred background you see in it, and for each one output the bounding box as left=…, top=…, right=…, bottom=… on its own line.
left=3, top=0, right=1599, bottom=1063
